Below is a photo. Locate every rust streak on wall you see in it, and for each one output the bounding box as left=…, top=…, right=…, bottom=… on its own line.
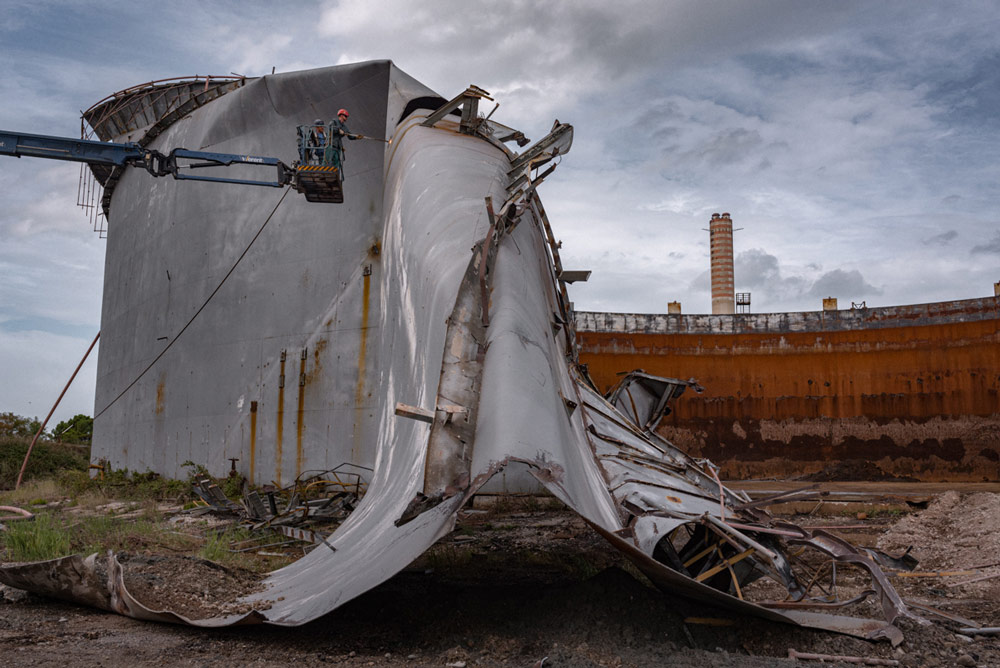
left=276, top=354, right=285, bottom=488
left=249, top=400, right=257, bottom=482
left=353, top=271, right=372, bottom=463
left=576, top=297, right=1000, bottom=481
left=296, top=351, right=306, bottom=479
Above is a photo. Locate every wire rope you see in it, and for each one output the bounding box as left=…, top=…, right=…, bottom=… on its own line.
left=96, top=186, right=292, bottom=418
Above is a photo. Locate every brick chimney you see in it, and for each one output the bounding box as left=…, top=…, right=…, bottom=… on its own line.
left=710, top=213, right=735, bottom=314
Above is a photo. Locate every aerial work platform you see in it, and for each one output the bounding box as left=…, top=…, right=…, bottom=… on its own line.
left=292, top=164, right=343, bottom=203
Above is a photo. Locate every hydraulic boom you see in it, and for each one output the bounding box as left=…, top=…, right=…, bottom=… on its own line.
left=0, top=129, right=342, bottom=203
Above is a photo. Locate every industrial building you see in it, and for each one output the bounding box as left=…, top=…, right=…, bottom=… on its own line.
left=578, top=212, right=1000, bottom=482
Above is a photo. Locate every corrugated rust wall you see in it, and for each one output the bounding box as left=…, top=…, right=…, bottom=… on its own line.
left=576, top=297, right=1000, bottom=481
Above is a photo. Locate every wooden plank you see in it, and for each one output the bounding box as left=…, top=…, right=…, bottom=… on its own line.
left=695, top=548, right=755, bottom=583
left=394, top=402, right=434, bottom=424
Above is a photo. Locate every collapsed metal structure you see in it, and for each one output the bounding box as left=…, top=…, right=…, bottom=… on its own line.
left=1, top=62, right=921, bottom=641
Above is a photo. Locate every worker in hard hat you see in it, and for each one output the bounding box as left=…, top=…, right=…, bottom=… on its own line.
left=326, top=109, right=359, bottom=170
left=307, top=119, right=328, bottom=165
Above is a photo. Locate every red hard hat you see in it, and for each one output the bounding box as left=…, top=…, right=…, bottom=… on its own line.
left=337, top=108, right=349, bottom=118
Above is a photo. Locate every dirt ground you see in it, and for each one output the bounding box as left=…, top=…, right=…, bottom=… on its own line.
left=3, top=491, right=1000, bottom=667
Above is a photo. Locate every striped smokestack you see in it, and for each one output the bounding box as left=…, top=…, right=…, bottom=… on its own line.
left=710, top=212, right=735, bottom=314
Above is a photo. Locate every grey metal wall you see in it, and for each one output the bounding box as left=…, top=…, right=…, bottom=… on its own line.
left=92, top=62, right=439, bottom=485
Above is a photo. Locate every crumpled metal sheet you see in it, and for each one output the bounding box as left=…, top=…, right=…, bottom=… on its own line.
left=0, top=64, right=915, bottom=644
left=0, top=553, right=112, bottom=612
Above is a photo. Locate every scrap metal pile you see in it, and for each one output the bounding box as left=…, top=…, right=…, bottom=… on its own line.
left=189, top=465, right=370, bottom=556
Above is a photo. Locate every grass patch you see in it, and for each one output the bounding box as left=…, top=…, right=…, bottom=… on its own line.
left=199, top=526, right=254, bottom=562
left=0, top=450, right=299, bottom=573
left=2, top=437, right=208, bottom=508
left=1, top=510, right=200, bottom=562
left=0, top=478, right=63, bottom=507
left=0, top=448, right=304, bottom=572
left=197, top=526, right=292, bottom=573
left=1, top=468, right=192, bottom=512
left=93, top=469, right=189, bottom=502
left=72, top=488, right=111, bottom=511
left=3, top=513, right=71, bottom=562
left=73, top=514, right=187, bottom=555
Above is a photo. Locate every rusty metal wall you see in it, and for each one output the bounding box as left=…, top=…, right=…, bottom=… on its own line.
left=577, top=298, right=1000, bottom=481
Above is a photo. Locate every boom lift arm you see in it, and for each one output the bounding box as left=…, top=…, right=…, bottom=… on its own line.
left=0, top=129, right=341, bottom=202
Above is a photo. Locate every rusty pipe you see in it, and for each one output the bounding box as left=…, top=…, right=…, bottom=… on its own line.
left=15, top=331, right=100, bottom=490
left=0, top=505, right=35, bottom=521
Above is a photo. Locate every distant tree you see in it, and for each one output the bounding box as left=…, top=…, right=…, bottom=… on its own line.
left=52, top=414, right=93, bottom=445
left=0, top=412, right=44, bottom=439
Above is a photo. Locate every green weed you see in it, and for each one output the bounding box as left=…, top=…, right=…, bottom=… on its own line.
left=0, top=478, right=62, bottom=507
left=1, top=439, right=189, bottom=505
left=56, top=469, right=93, bottom=497
left=872, top=507, right=905, bottom=518
left=197, top=526, right=279, bottom=572
left=1, top=510, right=197, bottom=562
left=73, top=515, right=176, bottom=555
left=221, top=475, right=243, bottom=500
left=3, top=513, right=71, bottom=562
left=200, top=527, right=254, bottom=559
left=68, top=468, right=190, bottom=503
left=0, top=437, right=88, bottom=489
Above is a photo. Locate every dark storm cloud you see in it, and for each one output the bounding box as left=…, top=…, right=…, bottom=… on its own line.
left=927, top=53, right=1000, bottom=129
left=923, top=230, right=958, bottom=246
left=684, top=128, right=764, bottom=168
left=807, top=269, right=882, bottom=299
left=732, top=248, right=809, bottom=305
left=970, top=231, right=1000, bottom=255
left=730, top=249, right=880, bottom=309
left=734, top=248, right=781, bottom=286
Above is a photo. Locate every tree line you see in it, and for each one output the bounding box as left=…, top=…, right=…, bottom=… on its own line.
left=0, top=412, right=93, bottom=445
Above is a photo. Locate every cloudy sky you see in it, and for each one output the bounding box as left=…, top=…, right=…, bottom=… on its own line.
left=2, top=0, right=999, bottom=424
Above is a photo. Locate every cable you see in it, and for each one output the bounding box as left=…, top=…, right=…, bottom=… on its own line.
left=96, top=186, right=292, bottom=418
